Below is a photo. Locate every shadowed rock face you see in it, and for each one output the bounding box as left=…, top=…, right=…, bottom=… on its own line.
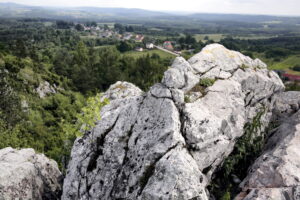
left=0, top=147, right=62, bottom=200
left=62, top=44, right=287, bottom=200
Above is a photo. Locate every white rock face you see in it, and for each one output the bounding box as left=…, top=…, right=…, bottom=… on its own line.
left=62, top=44, right=286, bottom=200
left=36, top=81, right=56, bottom=98
left=0, top=147, right=62, bottom=200
left=188, top=44, right=267, bottom=75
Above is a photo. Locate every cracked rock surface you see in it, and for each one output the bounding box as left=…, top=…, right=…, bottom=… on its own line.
left=0, top=147, right=62, bottom=200
left=62, top=44, right=286, bottom=200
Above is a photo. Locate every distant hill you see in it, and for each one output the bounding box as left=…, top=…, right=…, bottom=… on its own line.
left=0, top=3, right=168, bottom=21
left=187, top=13, right=300, bottom=24
left=0, top=2, right=299, bottom=24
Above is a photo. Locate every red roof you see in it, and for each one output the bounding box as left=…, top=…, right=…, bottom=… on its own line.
left=283, top=73, right=300, bottom=81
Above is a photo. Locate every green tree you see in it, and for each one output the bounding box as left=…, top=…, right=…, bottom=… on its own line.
left=117, top=41, right=134, bottom=52
left=75, top=24, right=85, bottom=31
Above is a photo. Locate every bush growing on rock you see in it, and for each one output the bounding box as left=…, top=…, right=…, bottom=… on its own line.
left=62, top=93, right=109, bottom=138
left=199, top=78, right=215, bottom=87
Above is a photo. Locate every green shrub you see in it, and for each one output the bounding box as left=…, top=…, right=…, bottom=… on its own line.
left=62, top=93, right=109, bottom=138
left=199, top=78, right=215, bottom=87
left=291, top=65, right=300, bottom=72
left=221, top=192, right=231, bottom=200
left=208, top=107, right=267, bottom=199
left=184, top=95, right=191, bottom=103
left=240, top=64, right=249, bottom=70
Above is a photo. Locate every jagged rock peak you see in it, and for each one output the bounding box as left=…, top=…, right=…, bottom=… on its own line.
left=0, top=147, right=62, bottom=200
left=62, top=44, right=286, bottom=200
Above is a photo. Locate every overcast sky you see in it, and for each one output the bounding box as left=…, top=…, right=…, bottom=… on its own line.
left=2, top=0, right=300, bottom=16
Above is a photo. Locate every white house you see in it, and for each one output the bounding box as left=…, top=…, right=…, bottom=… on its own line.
left=146, top=43, right=154, bottom=49
left=123, top=33, right=133, bottom=40
left=135, top=47, right=144, bottom=52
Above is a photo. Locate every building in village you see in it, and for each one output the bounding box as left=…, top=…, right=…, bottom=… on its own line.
left=135, top=34, right=144, bottom=42
left=146, top=43, right=154, bottom=49
left=163, top=41, right=174, bottom=51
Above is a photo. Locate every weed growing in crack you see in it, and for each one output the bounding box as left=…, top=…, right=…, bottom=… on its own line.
left=184, top=95, right=191, bottom=103
left=199, top=78, right=216, bottom=87
left=208, top=107, right=270, bottom=199
left=240, top=64, right=249, bottom=71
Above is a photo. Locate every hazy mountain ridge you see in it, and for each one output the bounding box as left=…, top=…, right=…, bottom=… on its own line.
left=0, top=2, right=168, bottom=20
left=1, top=2, right=300, bottom=23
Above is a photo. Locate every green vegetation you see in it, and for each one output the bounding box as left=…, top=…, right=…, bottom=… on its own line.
left=184, top=95, right=191, bottom=103
left=286, top=82, right=300, bottom=91
left=0, top=19, right=172, bottom=171
left=240, top=64, right=249, bottom=70
left=184, top=78, right=216, bottom=100
left=291, top=65, right=300, bottom=72
left=269, top=55, right=300, bottom=75
left=209, top=108, right=267, bottom=199
left=195, top=34, right=224, bottom=42
left=62, top=93, right=109, bottom=138
left=199, top=78, right=216, bottom=87
left=124, top=49, right=175, bottom=60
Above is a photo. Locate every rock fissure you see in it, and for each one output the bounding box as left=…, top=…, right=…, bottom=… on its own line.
left=87, top=114, right=120, bottom=173
left=108, top=96, right=146, bottom=199
left=137, top=143, right=182, bottom=196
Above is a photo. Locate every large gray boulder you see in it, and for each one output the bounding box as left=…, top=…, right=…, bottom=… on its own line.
left=62, top=44, right=285, bottom=200
left=0, top=147, right=62, bottom=200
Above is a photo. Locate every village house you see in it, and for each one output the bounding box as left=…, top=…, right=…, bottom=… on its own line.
left=99, top=30, right=113, bottom=38
left=123, top=32, right=133, bottom=40
left=135, top=47, right=144, bottom=52
left=83, top=26, right=91, bottom=31
left=146, top=43, right=154, bottom=49
left=163, top=41, right=174, bottom=51
left=135, top=34, right=144, bottom=42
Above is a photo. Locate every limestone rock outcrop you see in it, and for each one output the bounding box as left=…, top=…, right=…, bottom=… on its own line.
left=0, top=147, right=62, bottom=200
left=62, top=44, right=287, bottom=200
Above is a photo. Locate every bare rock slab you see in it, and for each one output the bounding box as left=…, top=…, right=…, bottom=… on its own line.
left=0, top=147, right=62, bottom=200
